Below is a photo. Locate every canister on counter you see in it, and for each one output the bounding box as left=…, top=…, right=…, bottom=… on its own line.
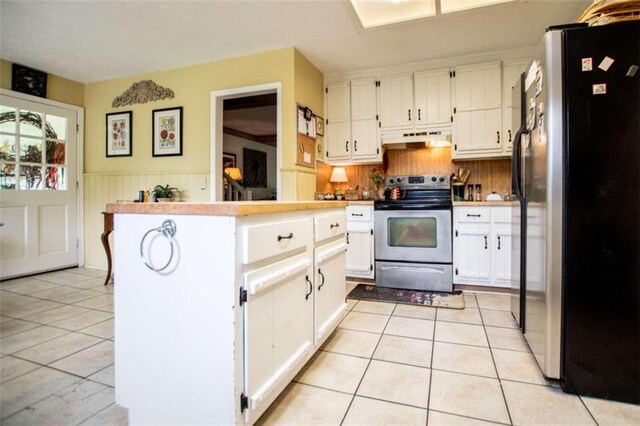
left=452, top=183, right=465, bottom=201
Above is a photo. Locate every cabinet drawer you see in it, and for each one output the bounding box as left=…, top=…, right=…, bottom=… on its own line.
left=492, top=207, right=511, bottom=224
left=346, top=205, right=372, bottom=222
left=315, top=212, right=346, bottom=243
left=456, top=207, right=490, bottom=223
left=243, top=218, right=312, bottom=264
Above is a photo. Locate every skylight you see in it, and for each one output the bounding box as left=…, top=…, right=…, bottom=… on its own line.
left=350, top=0, right=515, bottom=29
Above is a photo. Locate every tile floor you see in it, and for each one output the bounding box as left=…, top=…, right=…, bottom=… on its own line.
left=1, top=270, right=638, bottom=425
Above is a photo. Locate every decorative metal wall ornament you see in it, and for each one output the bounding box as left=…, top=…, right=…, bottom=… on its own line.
left=111, top=80, right=174, bottom=107
left=12, top=64, right=47, bottom=98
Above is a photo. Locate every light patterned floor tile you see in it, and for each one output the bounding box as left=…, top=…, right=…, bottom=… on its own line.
left=480, top=309, right=517, bottom=328
left=23, top=304, right=89, bottom=325
left=344, top=396, right=427, bottom=425
left=80, top=319, right=114, bottom=339
left=485, top=326, right=528, bottom=352
left=502, top=380, right=596, bottom=425
left=373, top=334, right=432, bottom=368
left=36, top=270, right=94, bottom=285
left=0, top=356, right=40, bottom=384
left=0, top=318, right=40, bottom=339
left=73, top=294, right=114, bottom=309
left=352, top=300, right=396, bottom=315
left=428, top=410, right=501, bottom=425
left=51, top=310, right=113, bottom=331
left=475, top=293, right=510, bottom=311
left=0, top=366, right=80, bottom=419
left=437, top=306, right=482, bottom=325
left=1, top=300, right=64, bottom=319
left=88, top=365, right=115, bottom=387
left=79, top=403, right=128, bottom=426
left=432, top=342, right=496, bottom=378
left=339, top=311, right=389, bottom=333
left=257, top=382, right=352, bottom=426
left=346, top=299, right=357, bottom=311
left=463, top=293, right=478, bottom=308
left=384, top=316, right=434, bottom=340
left=357, top=360, right=430, bottom=408
left=50, top=340, right=114, bottom=378
left=581, top=396, right=640, bottom=426
left=393, top=304, right=436, bottom=320
left=429, top=370, right=510, bottom=424
left=65, top=277, right=108, bottom=290
left=434, top=321, right=488, bottom=347
left=68, top=267, right=108, bottom=278
left=492, top=348, right=546, bottom=385
left=295, top=351, right=369, bottom=394
left=0, top=325, right=69, bottom=354
left=3, top=379, right=114, bottom=425
left=0, top=280, right=59, bottom=295
left=14, top=332, right=102, bottom=365
left=322, top=328, right=380, bottom=358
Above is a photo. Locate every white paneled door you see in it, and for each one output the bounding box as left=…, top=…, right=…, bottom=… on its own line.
left=0, top=93, right=79, bottom=279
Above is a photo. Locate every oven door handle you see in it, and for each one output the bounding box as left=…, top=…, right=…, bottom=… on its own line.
left=379, top=266, right=444, bottom=274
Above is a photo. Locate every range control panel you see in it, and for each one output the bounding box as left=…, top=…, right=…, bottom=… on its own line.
left=385, top=174, right=450, bottom=189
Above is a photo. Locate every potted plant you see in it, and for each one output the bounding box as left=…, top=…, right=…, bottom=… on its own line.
left=152, top=184, right=180, bottom=202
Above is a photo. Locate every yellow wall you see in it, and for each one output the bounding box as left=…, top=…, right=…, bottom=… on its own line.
left=0, top=59, right=84, bottom=106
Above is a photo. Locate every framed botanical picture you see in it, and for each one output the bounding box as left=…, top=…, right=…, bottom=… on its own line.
left=315, top=115, right=324, bottom=136
left=222, top=152, right=236, bottom=169
left=106, top=111, right=133, bottom=157
left=152, top=107, right=183, bottom=157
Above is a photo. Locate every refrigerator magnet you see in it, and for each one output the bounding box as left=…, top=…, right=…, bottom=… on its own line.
left=581, top=58, right=593, bottom=71
left=593, top=83, right=607, bottom=95
left=598, top=56, right=614, bottom=72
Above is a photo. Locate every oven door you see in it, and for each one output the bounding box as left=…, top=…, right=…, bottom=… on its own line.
left=374, top=209, right=452, bottom=264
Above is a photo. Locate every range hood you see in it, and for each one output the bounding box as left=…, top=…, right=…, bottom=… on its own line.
left=381, top=128, right=452, bottom=149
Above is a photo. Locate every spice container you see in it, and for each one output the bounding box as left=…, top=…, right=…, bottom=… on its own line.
left=467, top=184, right=474, bottom=201
left=475, top=184, right=482, bottom=202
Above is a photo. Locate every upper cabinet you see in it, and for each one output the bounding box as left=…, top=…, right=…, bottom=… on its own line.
left=414, top=69, right=453, bottom=128
left=377, top=74, right=413, bottom=130
left=325, top=79, right=381, bottom=164
left=454, top=62, right=501, bottom=111
left=502, top=59, right=530, bottom=154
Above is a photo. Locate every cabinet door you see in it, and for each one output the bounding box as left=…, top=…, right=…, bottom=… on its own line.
left=453, top=225, right=491, bottom=284
left=454, top=62, right=501, bottom=111
left=327, top=81, right=350, bottom=122
left=351, top=78, right=377, bottom=121
left=346, top=223, right=373, bottom=277
left=414, top=69, right=452, bottom=128
left=502, top=60, right=529, bottom=153
left=243, top=253, right=314, bottom=423
left=378, top=74, right=413, bottom=129
left=315, top=240, right=347, bottom=345
left=325, top=120, right=351, bottom=161
left=453, top=109, right=502, bottom=156
left=491, top=226, right=512, bottom=287
left=352, top=119, right=380, bottom=160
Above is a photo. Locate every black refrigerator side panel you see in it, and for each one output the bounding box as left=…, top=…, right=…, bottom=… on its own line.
left=562, top=21, right=640, bottom=404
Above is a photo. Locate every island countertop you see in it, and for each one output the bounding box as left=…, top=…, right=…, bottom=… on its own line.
left=105, top=200, right=348, bottom=216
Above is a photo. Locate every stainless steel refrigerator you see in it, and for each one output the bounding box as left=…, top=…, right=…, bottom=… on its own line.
left=511, top=21, right=639, bottom=404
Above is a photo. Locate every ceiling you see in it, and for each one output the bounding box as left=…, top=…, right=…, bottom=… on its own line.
left=0, top=0, right=591, bottom=84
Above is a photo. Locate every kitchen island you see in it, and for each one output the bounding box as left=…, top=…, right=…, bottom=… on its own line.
left=106, top=201, right=348, bottom=425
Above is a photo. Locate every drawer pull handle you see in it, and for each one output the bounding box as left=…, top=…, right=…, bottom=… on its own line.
left=467, top=214, right=481, bottom=217
left=346, top=232, right=350, bottom=244
left=277, top=233, right=293, bottom=241
left=497, top=235, right=501, bottom=250
left=484, top=235, right=488, bottom=249
left=140, top=219, right=177, bottom=273
left=352, top=213, right=364, bottom=217
left=318, top=268, right=325, bottom=290
left=305, top=275, right=313, bottom=300
left=330, top=223, right=340, bottom=229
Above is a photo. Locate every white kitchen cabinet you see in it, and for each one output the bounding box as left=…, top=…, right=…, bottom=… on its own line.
left=112, top=205, right=347, bottom=425
left=454, top=206, right=512, bottom=288
left=502, top=59, right=530, bottom=153
left=345, top=205, right=374, bottom=279
left=453, top=62, right=501, bottom=112
left=453, top=109, right=502, bottom=156
left=377, top=73, right=413, bottom=130
left=414, top=69, right=453, bottom=128
left=326, top=79, right=381, bottom=163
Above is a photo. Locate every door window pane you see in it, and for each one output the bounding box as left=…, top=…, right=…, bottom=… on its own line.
left=19, top=137, right=42, bottom=163
left=45, top=166, right=66, bottom=190
left=0, top=162, right=16, bottom=189
left=0, top=106, right=16, bottom=133
left=19, top=165, right=43, bottom=190
left=46, top=140, right=65, bottom=164
left=388, top=217, right=438, bottom=248
left=0, top=135, right=16, bottom=161
left=19, top=110, right=43, bottom=137
left=45, top=114, right=67, bottom=140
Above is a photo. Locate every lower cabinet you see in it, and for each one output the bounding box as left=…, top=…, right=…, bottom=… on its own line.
left=453, top=206, right=512, bottom=288
left=345, top=205, right=374, bottom=279
left=315, top=239, right=347, bottom=344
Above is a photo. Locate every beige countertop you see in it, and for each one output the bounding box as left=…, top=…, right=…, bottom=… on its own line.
left=106, top=201, right=348, bottom=216
left=347, top=200, right=374, bottom=205
left=453, top=201, right=512, bottom=207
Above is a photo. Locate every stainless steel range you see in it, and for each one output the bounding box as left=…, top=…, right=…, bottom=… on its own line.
left=374, top=174, right=453, bottom=292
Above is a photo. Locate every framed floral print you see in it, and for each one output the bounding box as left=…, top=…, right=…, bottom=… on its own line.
left=152, top=107, right=183, bottom=157
left=106, top=111, right=133, bottom=157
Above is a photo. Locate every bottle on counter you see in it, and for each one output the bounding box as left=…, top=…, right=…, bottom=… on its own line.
left=362, top=187, right=371, bottom=200
left=467, top=184, right=474, bottom=201
left=475, top=184, right=482, bottom=202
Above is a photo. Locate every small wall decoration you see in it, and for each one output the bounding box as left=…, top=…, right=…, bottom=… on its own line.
left=12, top=64, right=47, bottom=98
left=112, top=80, right=175, bottom=108
left=222, top=152, right=236, bottom=169
left=315, top=115, right=324, bottom=136
left=106, top=111, right=133, bottom=157
left=243, top=148, right=267, bottom=188
left=152, top=107, right=183, bottom=157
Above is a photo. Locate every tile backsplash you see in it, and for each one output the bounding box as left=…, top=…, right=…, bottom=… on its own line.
left=316, top=146, right=511, bottom=200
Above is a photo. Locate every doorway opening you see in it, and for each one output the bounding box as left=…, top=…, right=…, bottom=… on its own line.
left=210, top=83, right=281, bottom=201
